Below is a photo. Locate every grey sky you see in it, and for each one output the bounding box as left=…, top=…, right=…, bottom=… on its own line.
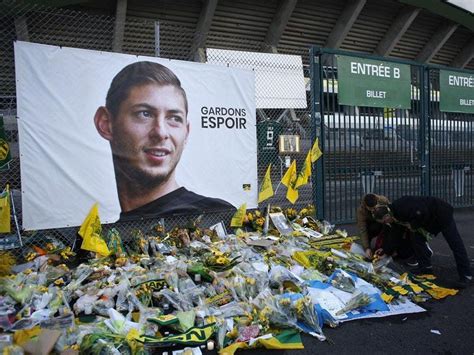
left=446, top=0, right=474, bottom=13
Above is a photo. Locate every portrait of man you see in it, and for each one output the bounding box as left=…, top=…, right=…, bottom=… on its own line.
left=93, top=61, right=235, bottom=219
left=279, top=135, right=300, bottom=153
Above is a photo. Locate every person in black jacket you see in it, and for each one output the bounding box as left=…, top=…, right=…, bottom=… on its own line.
left=373, top=196, right=472, bottom=288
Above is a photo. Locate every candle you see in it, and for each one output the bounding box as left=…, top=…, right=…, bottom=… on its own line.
left=207, top=340, right=215, bottom=351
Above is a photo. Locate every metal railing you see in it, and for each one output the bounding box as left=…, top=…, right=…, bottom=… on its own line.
left=310, top=46, right=474, bottom=223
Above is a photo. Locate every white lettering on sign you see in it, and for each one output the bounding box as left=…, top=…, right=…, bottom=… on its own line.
left=460, top=99, right=474, bottom=106
left=448, top=75, right=474, bottom=88
left=366, top=90, right=386, bottom=98
left=393, top=68, right=400, bottom=79
left=350, top=62, right=400, bottom=78
left=266, top=128, right=274, bottom=147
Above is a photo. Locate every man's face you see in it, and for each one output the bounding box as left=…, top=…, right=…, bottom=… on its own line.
left=376, top=214, right=394, bottom=224
left=109, top=83, right=189, bottom=187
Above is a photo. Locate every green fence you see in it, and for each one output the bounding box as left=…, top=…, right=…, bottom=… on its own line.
left=310, top=46, right=474, bottom=223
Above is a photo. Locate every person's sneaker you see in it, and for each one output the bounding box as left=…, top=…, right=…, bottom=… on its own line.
left=454, top=275, right=473, bottom=289
left=425, top=242, right=434, bottom=258
left=410, top=265, right=434, bottom=275
left=404, top=256, right=419, bottom=267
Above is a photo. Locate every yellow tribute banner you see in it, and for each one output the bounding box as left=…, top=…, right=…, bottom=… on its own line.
left=0, top=185, right=11, bottom=233
left=138, top=323, right=215, bottom=345
left=281, top=160, right=298, bottom=204
left=258, top=164, right=274, bottom=203
left=79, top=203, right=110, bottom=256
left=231, top=203, right=247, bottom=227
left=310, top=138, right=322, bottom=163
left=295, top=150, right=312, bottom=189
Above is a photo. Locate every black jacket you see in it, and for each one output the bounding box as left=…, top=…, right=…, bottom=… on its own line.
left=389, top=196, right=453, bottom=235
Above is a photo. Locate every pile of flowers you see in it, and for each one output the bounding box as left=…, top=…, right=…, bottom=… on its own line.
left=0, top=205, right=458, bottom=354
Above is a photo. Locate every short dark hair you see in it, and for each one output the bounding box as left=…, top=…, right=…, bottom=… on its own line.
left=372, top=205, right=390, bottom=220
left=105, top=61, right=188, bottom=118
left=363, top=194, right=378, bottom=208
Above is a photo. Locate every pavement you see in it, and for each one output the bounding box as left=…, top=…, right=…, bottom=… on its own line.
left=239, top=206, right=474, bottom=355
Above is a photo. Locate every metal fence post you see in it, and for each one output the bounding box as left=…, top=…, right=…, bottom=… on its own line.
left=310, top=46, right=325, bottom=220
left=420, top=65, right=431, bottom=196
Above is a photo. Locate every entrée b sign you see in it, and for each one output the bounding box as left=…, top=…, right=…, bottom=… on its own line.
left=337, top=55, right=411, bottom=109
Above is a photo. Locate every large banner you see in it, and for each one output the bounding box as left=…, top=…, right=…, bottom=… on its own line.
left=15, top=42, right=257, bottom=230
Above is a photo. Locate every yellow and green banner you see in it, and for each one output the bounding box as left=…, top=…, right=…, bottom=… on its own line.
left=79, top=203, right=110, bottom=256
left=281, top=160, right=298, bottom=204
left=231, top=203, right=247, bottom=227
left=138, top=323, right=215, bottom=346
left=0, top=117, right=11, bottom=169
left=258, top=164, right=274, bottom=203
left=0, top=185, right=11, bottom=233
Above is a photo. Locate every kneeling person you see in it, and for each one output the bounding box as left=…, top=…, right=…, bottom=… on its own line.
left=373, top=196, right=472, bottom=288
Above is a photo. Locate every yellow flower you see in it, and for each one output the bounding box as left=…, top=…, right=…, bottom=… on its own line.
left=54, top=279, right=65, bottom=286
left=279, top=298, right=291, bottom=306
left=38, top=286, right=48, bottom=293
left=255, top=210, right=261, bottom=217
left=212, top=250, right=224, bottom=257
left=205, top=315, right=217, bottom=324
left=227, top=327, right=238, bottom=339
left=294, top=298, right=304, bottom=316
left=255, top=217, right=265, bottom=227
left=215, top=256, right=228, bottom=265
left=25, top=252, right=37, bottom=262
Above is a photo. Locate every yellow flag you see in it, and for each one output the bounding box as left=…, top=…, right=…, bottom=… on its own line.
left=281, top=161, right=299, bottom=204
left=79, top=203, right=110, bottom=257
left=230, top=203, right=247, bottom=227
left=281, top=160, right=296, bottom=187
left=258, top=164, right=274, bottom=203
left=0, top=185, right=11, bottom=233
left=295, top=150, right=312, bottom=189
left=310, top=138, right=322, bottom=163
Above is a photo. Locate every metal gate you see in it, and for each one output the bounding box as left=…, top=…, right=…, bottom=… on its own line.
left=310, top=46, right=474, bottom=223
left=429, top=68, right=474, bottom=208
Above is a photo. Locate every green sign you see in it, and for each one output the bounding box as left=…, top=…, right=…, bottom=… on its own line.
left=257, top=120, right=281, bottom=165
left=0, top=116, right=11, bottom=169
left=439, top=70, right=474, bottom=113
left=337, top=55, right=411, bottom=109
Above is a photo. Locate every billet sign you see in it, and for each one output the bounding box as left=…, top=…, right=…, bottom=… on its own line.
left=337, top=55, right=411, bottom=109
left=440, top=70, right=474, bottom=113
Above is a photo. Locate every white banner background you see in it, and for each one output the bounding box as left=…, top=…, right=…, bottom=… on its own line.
left=15, top=42, right=257, bottom=230
left=206, top=48, right=307, bottom=109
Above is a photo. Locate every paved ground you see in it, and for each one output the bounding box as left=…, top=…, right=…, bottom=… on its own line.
left=240, top=207, right=474, bottom=355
